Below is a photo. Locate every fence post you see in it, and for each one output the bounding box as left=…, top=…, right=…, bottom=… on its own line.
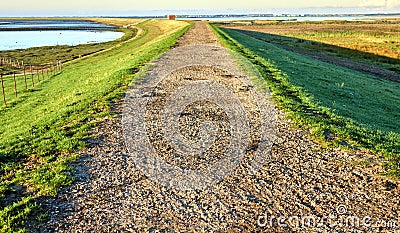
left=13, top=72, right=18, bottom=98
left=24, top=65, right=27, bottom=89
left=36, top=66, right=40, bottom=82
left=41, top=66, right=45, bottom=80
left=0, top=74, right=6, bottom=106
left=30, top=65, right=34, bottom=87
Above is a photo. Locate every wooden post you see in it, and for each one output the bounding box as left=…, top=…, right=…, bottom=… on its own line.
left=0, top=74, right=6, bottom=106
left=13, top=72, right=18, bottom=98
left=23, top=65, right=27, bottom=89
left=41, top=66, right=45, bottom=80
left=36, top=66, right=40, bottom=82
left=30, top=65, right=34, bottom=87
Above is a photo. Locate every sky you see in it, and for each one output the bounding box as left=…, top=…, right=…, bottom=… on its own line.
left=1, top=0, right=400, bottom=16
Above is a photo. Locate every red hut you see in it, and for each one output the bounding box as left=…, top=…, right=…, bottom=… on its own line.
left=168, top=15, right=176, bottom=20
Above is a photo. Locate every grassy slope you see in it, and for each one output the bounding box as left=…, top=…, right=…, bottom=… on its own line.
left=219, top=21, right=400, bottom=73
left=0, top=19, right=142, bottom=74
left=233, top=30, right=400, bottom=134
left=0, top=19, right=190, bottom=232
left=210, top=25, right=400, bottom=178
left=283, top=29, right=400, bottom=72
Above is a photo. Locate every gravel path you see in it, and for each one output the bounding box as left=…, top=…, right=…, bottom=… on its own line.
left=33, top=21, right=399, bottom=233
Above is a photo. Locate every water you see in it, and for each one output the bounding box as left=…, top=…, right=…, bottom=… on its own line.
left=0, top=30, right=124, bottom=51
left=0, top=20, right=123, bottom=51
left=0, top=20, right=115, bottom=29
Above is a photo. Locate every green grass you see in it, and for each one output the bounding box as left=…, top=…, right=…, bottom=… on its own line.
left=234, top=30, right=400, bottom=133
left=283, top=30, right=400, bottom=71
left=210, top=24, right=400, bottom=178
left=244, top=30, right=400, bottom=74
left=0, top=70, right=56, bottom=105
left=216, top=21, right=400, bottom=73
left=0, top=19, right=190, bottom=232
left=0, top=197, right=35, bottom=233
left=0, top=27, right=137, bottom=67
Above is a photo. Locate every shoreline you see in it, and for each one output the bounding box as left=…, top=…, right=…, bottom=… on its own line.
left=0, top=18, right=117, bottom=32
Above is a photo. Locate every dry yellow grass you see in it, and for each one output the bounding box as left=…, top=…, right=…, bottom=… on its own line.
left=222, top=21, right=400, bottom=60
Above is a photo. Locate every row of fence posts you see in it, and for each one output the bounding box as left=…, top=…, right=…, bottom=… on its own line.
left=0, top=57, right=63, bottom=106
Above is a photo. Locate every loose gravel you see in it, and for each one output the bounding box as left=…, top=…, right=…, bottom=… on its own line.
left=32, top=21, right=399, bottom=233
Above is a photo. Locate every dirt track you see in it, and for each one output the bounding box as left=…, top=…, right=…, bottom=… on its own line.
left=33, top=21, right=399, bottom=233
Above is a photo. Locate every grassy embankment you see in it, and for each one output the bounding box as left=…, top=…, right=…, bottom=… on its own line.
left=210, top=23, right=400, bottom=178
left=0, top=19, right=190, bottom=232
left=0, top=19, right=140, bottom=105
left=220, top=20, right=400, bottom=73
left=0, top=18, right=139, bottom=73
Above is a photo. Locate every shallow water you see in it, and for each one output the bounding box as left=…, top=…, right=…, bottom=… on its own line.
left=0, top=20, right=115, bottom=29
left=0, top=20, right=123, bottom=51
left=0, top=30, right=124, bottom=50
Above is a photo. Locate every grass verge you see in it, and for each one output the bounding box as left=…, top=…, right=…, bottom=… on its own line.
left=0, top=19, right=142, bottom=75
left=0, top=19, right=191, bottom=232
left=216, top=21, right=400, bottom=73
left=210, top=24, right=400, bottom=178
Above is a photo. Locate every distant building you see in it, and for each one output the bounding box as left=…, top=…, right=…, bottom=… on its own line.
left=168, top=15, right=176, bottom=20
